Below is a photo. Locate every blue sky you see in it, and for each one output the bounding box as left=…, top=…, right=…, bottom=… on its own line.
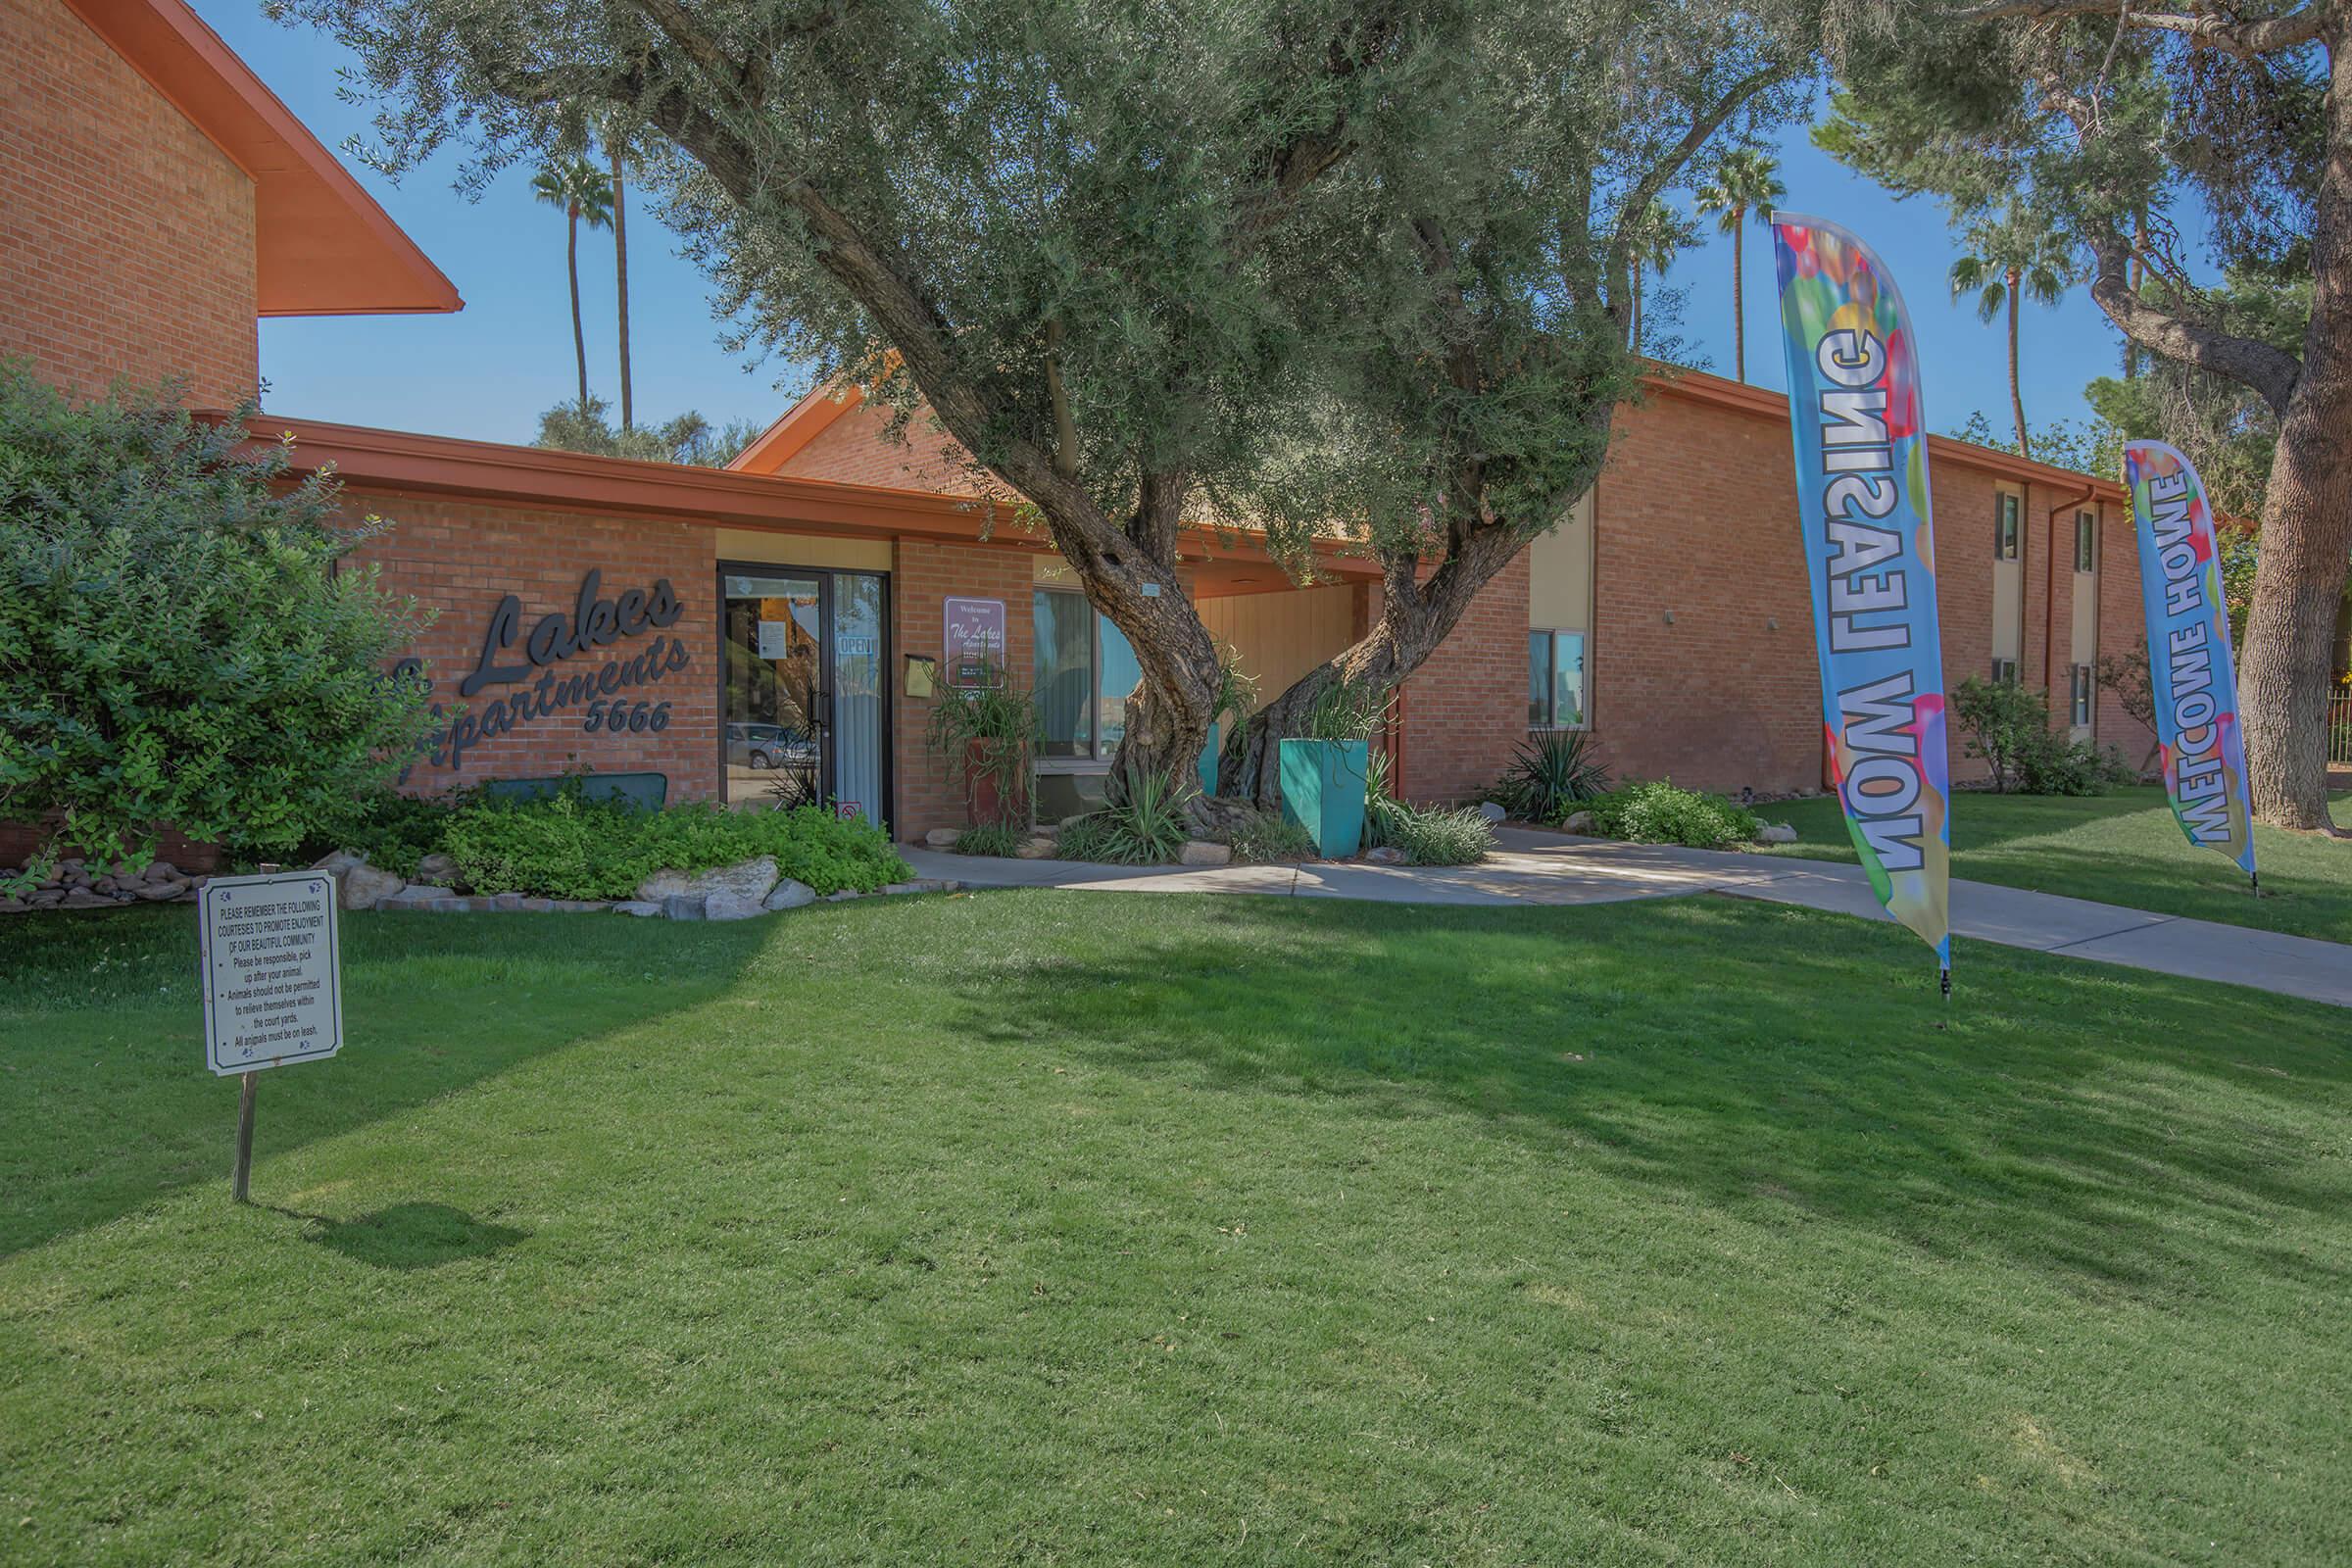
left=209, top=4, right=2126, bottom=449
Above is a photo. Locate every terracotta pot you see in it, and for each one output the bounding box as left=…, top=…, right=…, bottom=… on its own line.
left=966, top=738, right=1030, bottom=826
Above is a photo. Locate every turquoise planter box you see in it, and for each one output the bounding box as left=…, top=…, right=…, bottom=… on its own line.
left=1278, top=738, right=1368, bottom=858
left=1198, top=720, right=1221, bottom=797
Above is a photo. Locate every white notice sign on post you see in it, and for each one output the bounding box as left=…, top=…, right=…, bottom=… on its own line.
left=199, top=871, right=344, bottom=1076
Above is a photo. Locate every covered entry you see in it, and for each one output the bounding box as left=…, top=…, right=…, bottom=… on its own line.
left=718, top=564, right=890, bottom=828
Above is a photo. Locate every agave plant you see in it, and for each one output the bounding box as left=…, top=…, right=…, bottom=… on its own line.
left=1495, top=731, right=1611, bottom=823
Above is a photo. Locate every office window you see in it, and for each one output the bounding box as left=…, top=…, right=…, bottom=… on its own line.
left=1528, top=629, right=1588, bottom=729
left=2075, top=511, right=2098, bottom=573
left=1994, top=493, right=2021, bottom=561
left=2071, top=664, right=2093, bottom=726
left=1033, top=590, right=1141, bottom=762
left=1991, top=657, right=2020, bottom=686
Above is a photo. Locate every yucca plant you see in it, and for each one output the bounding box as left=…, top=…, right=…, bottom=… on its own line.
left=1495, top=731, right=1610, bottom=823
left=1097, top=767, right=1192, bottom=864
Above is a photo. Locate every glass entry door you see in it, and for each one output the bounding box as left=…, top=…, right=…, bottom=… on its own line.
left=719, top=568, right=890, bottom=828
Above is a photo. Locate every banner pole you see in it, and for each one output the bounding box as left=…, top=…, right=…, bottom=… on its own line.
left=1940, top=966, right=1951, bottom=1003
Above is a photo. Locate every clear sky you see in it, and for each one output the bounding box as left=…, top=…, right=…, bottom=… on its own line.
left=207, top=3, right=2126, bottom=451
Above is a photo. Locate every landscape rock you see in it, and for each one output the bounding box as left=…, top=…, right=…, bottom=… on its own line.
left=1477, top=801, right=1508, bottom=823
left=312, top=849, right=367, bottom=878
left=763, top=879, right=816, bottom=912
left=637, top=856, right=780, bottom=906
left=1178, top=840, right=1233, bottom=867
left=1756, top=822, right=1798, bottom=845
left=1364, top=845, right=1407, bottom=864
left=337, top=863, right=406, bottom=910
left=27, top=889, right=64, bottom=909
left=923, top=827, right=962, bottom=848
left=1014, top=837, right=1058, bottom=859
left=0, top=897, right=25, bottom=914
left=416, top=852, right=462, bottom=886
left=61, top=888, right=124, bottom=909
left=1561, top=810, right=1597, bottom=834
left=662, top=894, right=710, bottom=921
left=824, top=890, right=862, bottom=902
left=612, top=901, right=664, bottom=917
left=141, top=860, right=181, bottom=883
left=373, top=883, right=455, bottom=910
left=703, top=890, right=769, bottom=921
left=134, top=878, right=188, bottom=902
left=882, top=878, right=958, bottom=896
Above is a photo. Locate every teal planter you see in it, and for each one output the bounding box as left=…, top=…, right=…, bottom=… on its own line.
left=1278, top=738, right=1369, bottom=858
left=1198, top=720, right=1221, bottom=797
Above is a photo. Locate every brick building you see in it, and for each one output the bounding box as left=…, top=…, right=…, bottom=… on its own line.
left=6, top=0, right=2185, bottom=852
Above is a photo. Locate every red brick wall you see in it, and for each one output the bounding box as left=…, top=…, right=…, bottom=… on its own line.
left=777, top=402, right=981, bottom=494
left=347, top=493, right=720, bottom=801
left=891, top=538, right=1039, bottom=838
left=0, top=0, right=259, bottom=408
left=2098, top=497, right=2160, bottom=769
left=1396, top=551, right=1530, bottom=805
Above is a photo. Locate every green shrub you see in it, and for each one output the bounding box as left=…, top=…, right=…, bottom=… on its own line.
left=1954, top=675, right=2130, bottom=796
left=300, top=789, right=466, bottom=879
left=1304, top=678, right=1390, bottom=742
left=1230, top=810, right=1316, bottom=862
left=1094, top=770, right=1191, bottom=864
left=1363, top=747, right=1408, bottom=849
left=0, top=367, right=435, bottom=884
left=954, top=822, right=1024, bottom=858
left=1588, top=779, right=1760, bottom=849
left=1492, top=730, right=1611, bottom=822
left=1388, top=805, right=1495, bottom=865
left=1053, top=813, right=1121, bottom=862
left=439, top=798, right=909, bottom=900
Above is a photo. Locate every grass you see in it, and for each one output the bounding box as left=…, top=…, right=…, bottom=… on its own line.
left=4, top=894, right=2350, bottom=1565
left=1752, top=786, right=2352, bottom=945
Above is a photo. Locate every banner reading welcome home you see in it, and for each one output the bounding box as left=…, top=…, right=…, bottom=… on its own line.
left=2123, top=440, right=2258, bottom=884
left=1772, top=214, right=1952, bottom=989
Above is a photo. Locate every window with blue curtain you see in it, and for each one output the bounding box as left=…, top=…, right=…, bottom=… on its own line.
left=1034, top=590, right=1141, bottom=762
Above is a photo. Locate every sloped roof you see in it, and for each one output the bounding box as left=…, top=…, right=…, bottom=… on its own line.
left=66, top=0, right=462, bottom=317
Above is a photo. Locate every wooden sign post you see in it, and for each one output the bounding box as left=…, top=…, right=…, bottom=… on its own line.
left=198, top=867, right=344, bottom=1203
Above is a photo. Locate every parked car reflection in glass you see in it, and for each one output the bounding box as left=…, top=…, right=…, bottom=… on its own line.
left=726, top=722, right=815, bottom=771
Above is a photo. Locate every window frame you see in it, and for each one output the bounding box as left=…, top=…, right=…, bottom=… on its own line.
left=1031, top=586, right=1136, bottom=770
left=1991, top=657, right=2020, bottom=686
left=2075, top=511, right=2098, bottom=574
left=2071, top=663, right=2094, bottom=727
left=1528, top=627, right=1590, bottom=732
left=1994, top=491, right=2022, bottom=562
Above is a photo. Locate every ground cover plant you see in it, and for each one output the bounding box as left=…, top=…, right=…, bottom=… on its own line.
left=3, top=893, right=2348, bottom=1565
left=324, top=794, right=911, bottom=900
left=1588, top=779, right=1762, bottom=849
left=1757, top=787, right=2352, bottom=945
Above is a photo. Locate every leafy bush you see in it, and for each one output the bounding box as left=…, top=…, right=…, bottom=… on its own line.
left=301, top=789, right=466, bottom=879
left=1588, top=779, right=1760, bottom=849
left=438, top=798, right=909, bottom=900
left=1230, top=810, right=1316, bottom=862
left=1954, top=675, right=2129, bottom=796
left=1387, top=805, right=1495, bottom=865
left=0, top=367, right=434, bottom=881
left=954, top=822, right=1024, bottom=858
left=1052, top=813, right=1120, bottom=862
left=1492, top=730, right=1611, bottom=822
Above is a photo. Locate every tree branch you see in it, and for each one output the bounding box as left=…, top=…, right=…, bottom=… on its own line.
left=2082, top=219, right=2304, bottom=412
left=1956, top=1, right=2326, bottom=58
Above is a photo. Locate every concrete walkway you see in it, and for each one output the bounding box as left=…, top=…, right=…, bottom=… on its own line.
left=904, top=828, right=2352, bottom=1009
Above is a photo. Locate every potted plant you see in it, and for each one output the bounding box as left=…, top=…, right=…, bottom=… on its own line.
left=924, top=657, right=1037, bottom=827
left=1199, top=649, right=1259, bottom=797
left=1278, top=678, right=1386, bottom=858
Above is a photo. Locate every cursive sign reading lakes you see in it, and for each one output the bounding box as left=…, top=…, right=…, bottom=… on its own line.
left=399, top=569, right=696, bottom=772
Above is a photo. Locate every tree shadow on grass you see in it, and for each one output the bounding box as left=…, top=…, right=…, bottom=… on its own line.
left=0, top=906, right=773, bottom=1257
left=947, top=892, right=2352, bottom=1301
left=285, top=1201, right=529, bottom=1271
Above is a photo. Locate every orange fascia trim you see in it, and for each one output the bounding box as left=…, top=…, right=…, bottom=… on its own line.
left=1639, top=364, right=2129, bottom=504
left=726, top=381, right=869, bottom=474
left=63, top=0, right=462, bottom=318
left=247, top=415, right=1380, bottom=582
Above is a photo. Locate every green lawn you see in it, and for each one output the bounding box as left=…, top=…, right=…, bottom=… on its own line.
left=5, top=895, right=2350, bottom=1565
left=1753, top=786, right=2352, bottom=944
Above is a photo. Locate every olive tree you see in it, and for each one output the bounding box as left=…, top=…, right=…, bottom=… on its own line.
left=1819, top=1, right=2352, bottom=832
left=280, top=0, right=1821, bottom=812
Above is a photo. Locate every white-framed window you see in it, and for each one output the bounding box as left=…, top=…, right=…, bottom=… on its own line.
left=1994, top=492, right=2022, bottom=561
left=1991, top=657, right=2020, bottom=685
left=1528, top=629, right=1588, bottom=729
left=1033, top=589, right=1141, bottom=764
left=2074, top=511, right=2098, bottom=574
left=2071, top=664, right=2093, bottom=726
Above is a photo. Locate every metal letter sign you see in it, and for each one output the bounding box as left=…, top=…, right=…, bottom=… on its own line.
left=199, top=871, right=345, bottom=1075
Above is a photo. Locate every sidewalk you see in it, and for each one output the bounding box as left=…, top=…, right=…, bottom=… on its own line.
left=903, top=828, right=2352, bottom=1008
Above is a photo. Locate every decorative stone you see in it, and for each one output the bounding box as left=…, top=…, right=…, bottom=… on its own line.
left=61, top=888, right=122, bottom=909
left=1561, top=810, right=1597, bottom=834
left=1364, top=845, right=1407, bottom=864
left=1756, top=822, right=1798, bottom=845
left=636, top=868, right=691, bottom=903
left=1477, top=801, right=1507, bottom=823
left=924, top=827, right=962, bottom=848
left=550, top=900, right=612, bottom=913
left=637, top=857, right=780, bottom=906
left=0, top=897, right=25, bottom=914
left=882, top=878, right=957, bottom=896
left=662, top=894, right=710, bottom=921
left=1178, top=840, right=1233, bottom=867
left=134, top=878, right=188, bottom=902
left=312, top=849, right=367, bottom=877
left=1033, top=822, right=1061, bottom=839
left=27, top=889, right=64, bottom=909
left=612, top=901, right=664, bottom=917
left=1014, top=837, right=1057, bottom=859
left=375, top=883, right=456, bottom=909
left=141, top=860, right=181, bottom=883
left=824, top=890, right=862, bottom=902
left=763, top=879, right=816, bottom=912
left=704, top=890, right=768, bottom=921
left=338, top=863, right=406, bottom=910
left=416, top=852, right=462, bottom=886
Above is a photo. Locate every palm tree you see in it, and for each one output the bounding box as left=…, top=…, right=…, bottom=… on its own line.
left=1624, top=198, right=1698, bottom=355
left=1949, top=212, right=2073, bottom=461
left=531, top=160, right=614, bottom=411
left=604, top=123, right=636, bottom=432
left=1694, top=150, right=1785, bottom=383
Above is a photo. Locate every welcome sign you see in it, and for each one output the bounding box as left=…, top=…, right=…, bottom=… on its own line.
left=1772, top=214, right=1952, bottom=984
left=2123, top=440, right=2257, bottom=881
